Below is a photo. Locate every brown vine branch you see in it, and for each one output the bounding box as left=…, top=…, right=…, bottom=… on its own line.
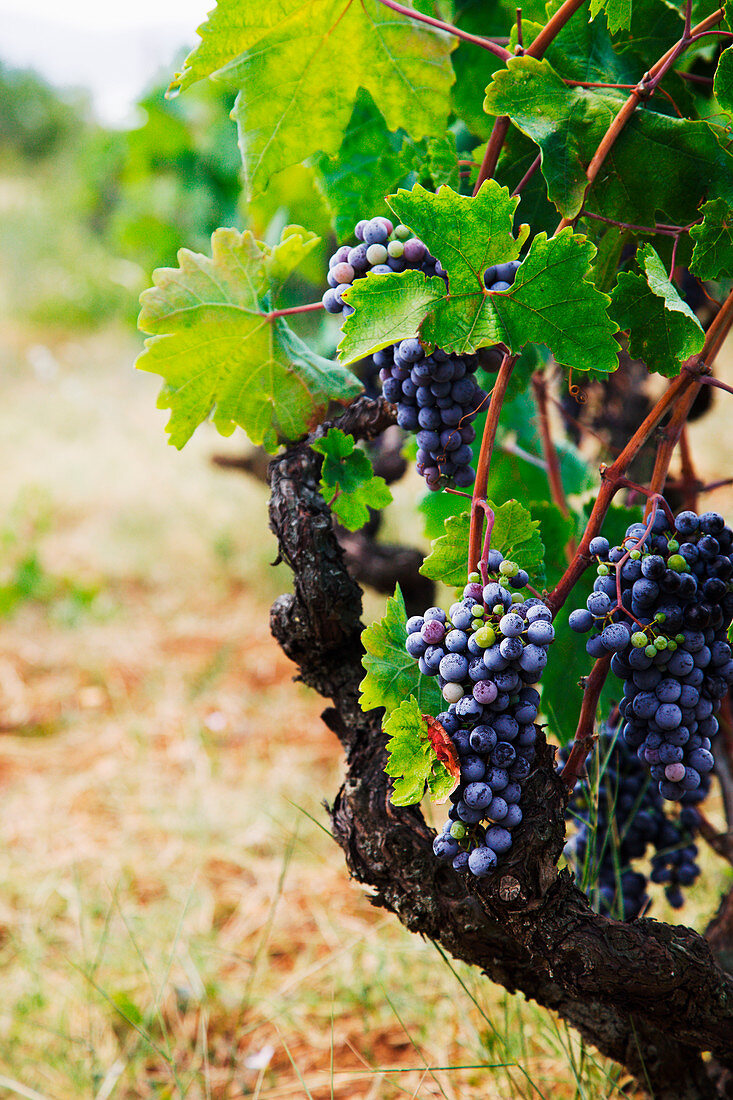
left=560, top=655, right=612, bottom=790
left=648, top=380, right=703, bottom=497
left=468, top=353, right=517, bottom=575
left=546, top=370, right=694, bottom=615
left=473, top=116, right=512, bottom=195
left=511, top=152, right=542, bottom=196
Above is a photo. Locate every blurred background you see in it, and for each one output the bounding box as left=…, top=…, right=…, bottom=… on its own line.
left=0, top=4, right=732, bottom=1097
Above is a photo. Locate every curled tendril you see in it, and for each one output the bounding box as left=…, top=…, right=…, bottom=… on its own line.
left=567, top=369, right=587, bottom=403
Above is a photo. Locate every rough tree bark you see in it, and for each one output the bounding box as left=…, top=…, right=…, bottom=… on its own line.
left=268, top=395, right=733, bottom=1099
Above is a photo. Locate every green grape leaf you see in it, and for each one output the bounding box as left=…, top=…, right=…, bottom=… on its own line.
left=689, top=198, right=733, bottom=280
left=420, top=499, right=545, bottom=586
left=715, top=45, right=733, bottom=115
left=589, top=0, right=633, bottom=33
left=610, top=244, right=704, bottom=378
left=423, top=135, right=462, bottom=192
left=168, top=1, right=294, bottom=92
left=483, top=56, right=733, bottom=226
left=137, top=227, right=361, bottom=451
left=340, top=269, right=446, bottom=362
left=171, top=0, right=455, bottom=194
left=315, top=89, right=423, bottom=239
left=339, top=185, right=618, bottom=374
left=261, top=224, right=321, bottom=295
left=360, top=584, right=443, bottom=716
left=311, top=428, right=392, bottom=531
left=419, top=511, right=471, bottom=588
left=384, top=697, right=457, bottom=806
left=528, top=501, right=575, bottom=588
left=510, top=11, right=638, bottom=84
left=389, top=180, right=527, bottom=297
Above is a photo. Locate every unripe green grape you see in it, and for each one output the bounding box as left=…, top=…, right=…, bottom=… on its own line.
left=654, top=612, right=666, bottom=623
left=631, top=632, right=647, bottom=648
left=511, top=592, right=524, bottom=605
left=667, top=539, right=679, bottom=552
left=645, top=644, right=658, bottom=657
left=655, top=636, right=668, bottom=650
left=450, top=821, right=466, bottom=839
left=472, top=605, right=485, bottom=619
left=629, top=549, right=641, bottom=561
left=500, top=560, right=519, bottom=578
left=468, top=571, right=481, bottom=583
left=394, top=224, right=411, bottom=240
left=387, top=239, right=404, bottom=258
left=668, top=554, right=687, bottom=572
left=597, top=564, right=610, bottom=576
left=492, top=604, right=505, bottom=615
left=475, top=626, right=496, bottom=647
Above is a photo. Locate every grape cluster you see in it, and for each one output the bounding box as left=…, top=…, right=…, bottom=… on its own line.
left=405, top=550, right=555, bottom=876
left=322, top=216, right=445, bottom=316
left=322, top=215, right=522, bottom=490
left=569, top=509, right=733, bottom=801
left=561, top=719, right=703, bottom=919
left=377, top=339, right=484, bottom=490
left=484, top=260, right=521, bottom=293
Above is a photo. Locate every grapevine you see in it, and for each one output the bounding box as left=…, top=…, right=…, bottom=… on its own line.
left=138, top=0, right=733, bottom=1091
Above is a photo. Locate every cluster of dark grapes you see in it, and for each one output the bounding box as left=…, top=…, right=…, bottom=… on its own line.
left=560, top=718, right=702, bottom=919
left=322, top=216, right=446, bottom=317
left=405, top=549, right=554, bottom=876
left=322, top=216, right=524, bottom=490
left=484, top=260, right=521, bottom=292
left=377, top=339, right=484, bottom=490
left=569, top=509, right=733, bottom=802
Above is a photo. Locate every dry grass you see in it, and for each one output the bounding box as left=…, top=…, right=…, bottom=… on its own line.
left=0, top=285, right=731, bottom=1095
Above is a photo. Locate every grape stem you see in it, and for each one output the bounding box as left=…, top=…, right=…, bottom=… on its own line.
left=468, top=353, right=517, bottom=575
left=375, top=0, right=512, bottom=58
left=616, top=480, right=676, bottom=527
left=559, top=654, right=612, bottom=791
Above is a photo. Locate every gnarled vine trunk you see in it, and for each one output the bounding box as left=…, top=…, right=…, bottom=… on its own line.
left=268, top=395, right=733, bottom=1100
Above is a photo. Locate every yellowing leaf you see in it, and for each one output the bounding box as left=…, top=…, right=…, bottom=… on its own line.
left=137, top=227, right=362, bottom=450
